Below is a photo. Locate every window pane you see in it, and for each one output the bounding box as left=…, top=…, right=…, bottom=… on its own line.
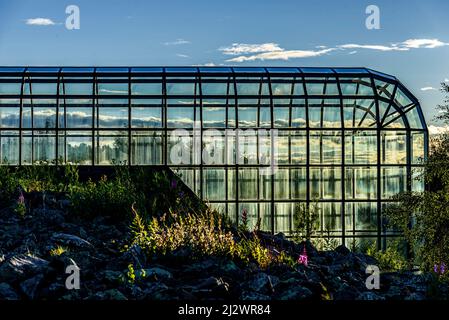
left=203, top=168, right=226, bottom=200
left=345, top=167, right=377, bottom=199
left=0, top=131, right=19, bottom=164
left=412, top=132, right=425, bottom=164
left=310, top=168, right=342, bottom=200
left=238, top=168, right=258, bottom=200
left=95, top=131, right=128, bottom=164
left=131, top=131, right=163, bottom=165
left=381, top=131, right=406, bottom=164
left=167, top=107, right=194, bottom=128
left=345, top=131, right=377, bottom=164
left=131, top=107, right=162, bottom=128
left=382, top=167, right=406, bottom=198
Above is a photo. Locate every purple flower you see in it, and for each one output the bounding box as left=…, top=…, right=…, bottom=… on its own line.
left=18, top=191, right=25, bottom=204
left=298, top=246, right=308, bottom=267
left=170, top=179, right=178, bottom=189
left=434, top=264, right=439, bottom=273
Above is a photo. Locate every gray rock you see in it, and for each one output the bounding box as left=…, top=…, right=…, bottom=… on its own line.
left=335, top=245, right=351, bottom=256
left=142, top=267, right=173, bottom=281
left=247, top=273, right=279, bottom=293
left=0, top=282, right=20, bottom=300
left=277, top=285, right=313, bottom=300
left=240, top=291, right=271, bottom=300
left=92, top=289, right=127, bottom=300
left=333, top=283, right=360, bottom=300
left=0, top=254, right=50, bottom=282
left=144, top=282, right=169, bottom=299
left=33, top=209, right=65, bottom=225
left=357, top=291, right=386, bottom=300
left=51, top=233, right=93, bottom=248
left=20, top=274, right=44, bottom=300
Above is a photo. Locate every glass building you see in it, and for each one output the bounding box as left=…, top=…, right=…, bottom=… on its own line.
left=0, top=67, right=428, bottom=247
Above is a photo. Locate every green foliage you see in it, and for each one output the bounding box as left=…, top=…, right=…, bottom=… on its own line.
left=14, top=202, right=26, bottom=218
left=293, top=202, right=320, bottom=242
left=50, top=246, right=68, bottom=256
left=383, top=83, right=449, bottom=272
left=130, top=206, right=295, bottom=269
left=0, top=166, right=17, bottom=206
left=313, top=228, right=340, bottom=251
left=365, top=241, right=408, bottom=271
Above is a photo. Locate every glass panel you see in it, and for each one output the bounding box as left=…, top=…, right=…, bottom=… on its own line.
left=345, top=131, right=377, bottom=164
left=310, top=131, right=341, bottom=164
left=290, top=167, right=307, bottom=199
left=310, top=168, right=342, bottom=200
left=0, top=131, right=19, bottom=164
left=95, top=131, right=128, bottom=164
left=412, top=132, right=425, bottom=164
left=320, top=202, right=342, bottom=233
left=60, top=132, right=92, bottom=165
left=98, top=83, right=128, bottom=95
left=65, top=107, right=92, bottom=128
left=394, top=88, right=413, bottom=108
left=0, top=83, right=21, bottom=95
left=34, top=132, right=56, bottom=162
left=203, top=168, right=226, bottom=200
left=63, top=83, right=93, bottom=95
left=0, top=107, right=20, bottom=128
left=168, top=132, right=193, bottom=165
left=412, top=167, right=425, bottom=192
left=131, top=83, right=162, bottom=95
left=131, top=131, right=163, bottom=165
left=131, top=107, right=162, bottom=128
left=275, top=203, right=293, bottom=234
left=381, top=131, right=407, bottom=164
left=167, top=107, right=194, bottom=128
left=33, top=106, right=57, bottom=128
left=98, top=107, right=128, bottom=128
left=30, top=82, right=58, bottom=95
left=238, top=107, right=257, bottom=128
left=166, top=82, right=196, bottom=95
left=345, top=202, right=378, bottom=232
left=203, top=132, right=225, bottom=165
left=238, top=168, right=258, bottom=200
left=201, top=82, right=228, bottom=96
left=203, top=107, right=225, bottom=128
left=382, top=167, right=406, bottom=198
left=345, top=167, right=377, bottom=199
left=291, top=131, right=307, bottom=164
left=406, top=107, right=423, bottom=129
left=343, top=99, right=376, bottom=128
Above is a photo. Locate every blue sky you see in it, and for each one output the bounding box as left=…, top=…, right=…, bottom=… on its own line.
left=0, top=0, right=448, bottom=127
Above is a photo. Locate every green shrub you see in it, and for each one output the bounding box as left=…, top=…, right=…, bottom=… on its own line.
left=293, top=202, right=320, bottom=242
left=365, top=241, right=409, bottom=272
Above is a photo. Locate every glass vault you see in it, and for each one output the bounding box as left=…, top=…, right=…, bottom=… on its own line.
left=0, top=67, right=428, bottom=246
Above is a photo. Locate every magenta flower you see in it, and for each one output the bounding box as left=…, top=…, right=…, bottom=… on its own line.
left=298, top=246, right=308, bottom=267
left=18, top=190, right=25, bottom=204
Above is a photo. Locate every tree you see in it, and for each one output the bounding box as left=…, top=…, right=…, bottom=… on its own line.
left=384, top=82, right=449, bottom=271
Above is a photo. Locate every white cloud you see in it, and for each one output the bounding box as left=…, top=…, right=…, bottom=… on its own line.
left=219, top=43, right=283, bottom=55
left=164, top=39, right=190, bottom=46
left=339, top=43, right=407, bottom=51
left=420, top=86, right=438, bottom=91
left=400, top=38, right=448, bottom=49
left=444, top=78, right=449, bottom=83
left=219, top=38, right=449, bottom=63
left=26, top=18, right=56, bottom=26
left=226, top=48, right=334, bottom=62
left=176, top=54, right=190, bottom=58
left=339, top=38, right=449, bottom=52
left=428, top=125, right=449, bottom=135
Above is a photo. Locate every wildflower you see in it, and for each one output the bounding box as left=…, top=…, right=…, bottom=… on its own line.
left=18, top=190, right=25, bottom=204
left=298, top=246, right=308, bottom=267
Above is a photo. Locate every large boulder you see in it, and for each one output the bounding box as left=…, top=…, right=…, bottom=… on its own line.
left=0, top=254, right=50, bottom=282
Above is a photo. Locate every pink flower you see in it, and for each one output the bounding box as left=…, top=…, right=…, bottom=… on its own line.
left=298, top=246, right=308, bottom=267
left=18, top=191, right=25, bottom=204
left=241, top=208, right=248, bottom=226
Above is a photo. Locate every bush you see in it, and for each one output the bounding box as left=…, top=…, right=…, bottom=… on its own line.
left=364, top=241, right=409, bottom=271
left=129, top=205, right=295, bottom=268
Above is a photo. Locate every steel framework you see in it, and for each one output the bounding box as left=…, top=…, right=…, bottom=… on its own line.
left=0, top=66, right=428, bottom=248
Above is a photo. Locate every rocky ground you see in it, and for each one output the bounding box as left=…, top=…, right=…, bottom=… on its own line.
left=0, top=192, right=447, bottom=301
